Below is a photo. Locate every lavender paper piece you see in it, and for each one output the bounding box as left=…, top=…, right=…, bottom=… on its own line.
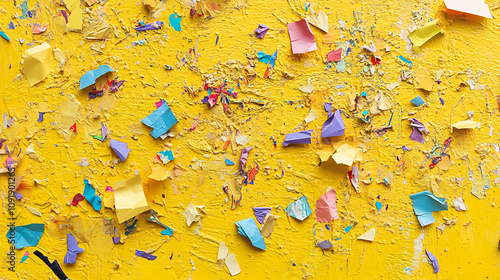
left=110, top=139, right=131, bottom=161
left=321, top=109, right=345, bottom=137
left=64, top=234, right=84, bottom=264
left=253, top=207, right=271, bottom=224
left=409, top=118, right=427, bottom=144
left=317, top=240, right=333, bottom=250
left=135, top=250, right=157, bottom=260
left=239, top=147, right=253, bottom=175
left=324, top=103, right=332, bottom=117
left=101, top=124, right=108, bottom=140
left=134, top=21, right=163, bottom=31
left=37, top=112, right=45, bottom=122
left=112, top=237, right=120, bottom=244
left=282, top=130, right=313, bottom=146
left=425, top=250, right=439, bottom=273
left=410, top=128, right=424, bottom=144
left=255, top=24, right=269, bottom=38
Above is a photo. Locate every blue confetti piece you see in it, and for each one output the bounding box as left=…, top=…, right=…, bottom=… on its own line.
left=161, top=227, right=173, bottom=236
left=376, top=201, right=382, bottom=211
left=225, top=158, right=235, bottom=166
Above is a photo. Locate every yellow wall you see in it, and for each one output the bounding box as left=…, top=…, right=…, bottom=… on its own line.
left=1, top=0, right=500, bottom=279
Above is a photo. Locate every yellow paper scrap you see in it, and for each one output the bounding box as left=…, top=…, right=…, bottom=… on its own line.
left=85, top=20, right=112, bottom=40
left=64, top=0, right=83, bottom=30
left=225, top=253, right=241, bottom=276
left=452, top=120, right=477, bottom=130
left=444, top=0, right=492, bottom=19
left=298, top=84, right=314, bottom=93
left=148, top=166, right=170, bottom=181
left=306, top=11, right=329, bottom=33
left=22, top=42, right=52, bottom=87
left=332, top=144, right=362, bottom=166
left=27, top=205, right=42, bottom=217
left=305, top=109, right=317, bottom=124
left=143, top=0, right=157, bottom=11
left=217, top=241, right=229, bottom=260
left=316, top=144, right=333, bottom=162
left=377, top=93, right=393, bottom=110
left=408, top=20, right=442, bottom=53
left=357, top=228, right=375, bottom=241
left=260, top=213, right=276, bottom=238
left=113, top=175, right=152, bottom=223
left=416, top=77, right=434, bottom=92
left=184, top=202, right=202, bottom=226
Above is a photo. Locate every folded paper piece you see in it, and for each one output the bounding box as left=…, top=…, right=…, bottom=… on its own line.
left=7, top=223, right=45, bottom=249
left=357, top=228, right=376, bottom=241
left=327, top=48, right=342, bottom=62
left=411, top=96, right=425, bottom=106
left=316, top=189, right=339, bottom=223
left=168, top=14, right=182, bottom=31
left=425, top=250, right=439, bottom=273
left=348, top=166, right=360, bottom=192
left=453, top=197, right=467, bottom=211
left=305, top=109, right=317, bottom=123
left=408, top=20, right=442, bottom=53
left=79, top=65, right=114, bottom=90
left=235, top=218, right=266, bottom=250
left=184, top=202, right=203, bottom=226
left=287, top=19, right=317, bottom=54
left=135, top=250, right=157, bottom=260
left=282, top=130, right=313, bottom=146
left=110, top=139, right=131, bottom=161
left=253, top=207, right=271, bottom=224
left=142, top=101, right=178, bottom=138
left=410, top=191, right=448, bottom=226
left=83, top=179, right=101, bottom=211
left=64, top=0, right=83, bottom=30
left=239, top=147, right=252, bottom=175
left=332, top=144, right=362, bottom=166
left=260, top=214, right=276, bottom=237
left=148, top=166, right=170, bottom=181
left=84, top=20, right=112, bottom=40
left=22, top=42, right=52, bottom=86
left=91, top=124, right=107, bottom=141
left=218, top=241, right=229, bottom=260
left=254, top=24, right=269, bottom=38
left=225, top=253, right=241, bottom=276
left=285, top=196, right=312, bottom=221
left=322, top=109, right=345, bottom=137
left=410, top=118, right=428, bottom=144
left=32, top=23, right=47, bottom=34
left=0, top=30, right=10, bottom=41
left=306, top=10, right=329, bottom=33
left=444, top=0, right=492, bottom=19
left=317, top=240, right=333, bottom=250
left=114, top=175, right=151, bottom=223
left=64, top=234, right=84, bottom=264
left=452, top=120, right=477, bottom=130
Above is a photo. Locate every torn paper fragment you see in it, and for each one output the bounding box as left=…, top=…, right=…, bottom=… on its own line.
left=287, top=19, right=317, bottom=54
left=285, top=196, right=312, bottom=221
left=148, top=166, right=170, bottom=181
left=298, top=84, right=314, bottom=93
left=7, top=223, right=45, bottom=249
left=411, top=96, right=425, bottom=106
left=110, top=139, right=131, bottom=162
left=235, top=218, right=266, bottom=250
left=410, top=191, right=448, bottom=226
left=326, top=48, right=342, bottom=62
left=260, top=214, right=276, bottom=237
left=26, top=205, right=42, bottom=217
left=444, top=0, right=492, bottom=19
left=361, top=43, right=376, bottom=53
left=282, top=130, right=313, bottom=146
left=332, top=144, right=362, bottom=166
left=253, top=207, right=271, bottom=224
left=316, top=189, right=339, bottom=223
left=425, top=250, right=439, bottom=273
left=83, top=179, right=101, bottom=212
left=317, top=240, right=333, bottom=250
left=348, top=166, right=360, bottom=192
left=225, top=253, right=241, bottom=276
left=64, top=234, right=84, bottom=264
left=357, top=228, right=376, bottom=241
left=238, top=147, right=252, bottom=175
left=184, top=202, right=202, bottom=226
left=142, top=101, right=178, bottom=138
left=408, top=20, right=442, bottom=53
left=135, top=250, right=157, bottom=261
left=22, top=42, right=52, bottom=87
left=114, top=175, right=151, bottom=223
left=321, top=109, right=345, bottom=138
left=79, top=65, right=113, bottom=90
left=416, top=77, right=434, bottom=92
left=452, top=197, right=467, bottom=211
left=217, top=241, right=229, bottom=260
left=306, top=10, right=329, bottom=32
left=254, top=24, right=269, bottom=38
left=452, top=120, right=477, bottom=130
left=305, top=109, right=317, bottom=124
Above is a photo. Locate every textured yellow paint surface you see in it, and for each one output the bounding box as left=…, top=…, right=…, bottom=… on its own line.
left=1, top=0, right=500, bottom=279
